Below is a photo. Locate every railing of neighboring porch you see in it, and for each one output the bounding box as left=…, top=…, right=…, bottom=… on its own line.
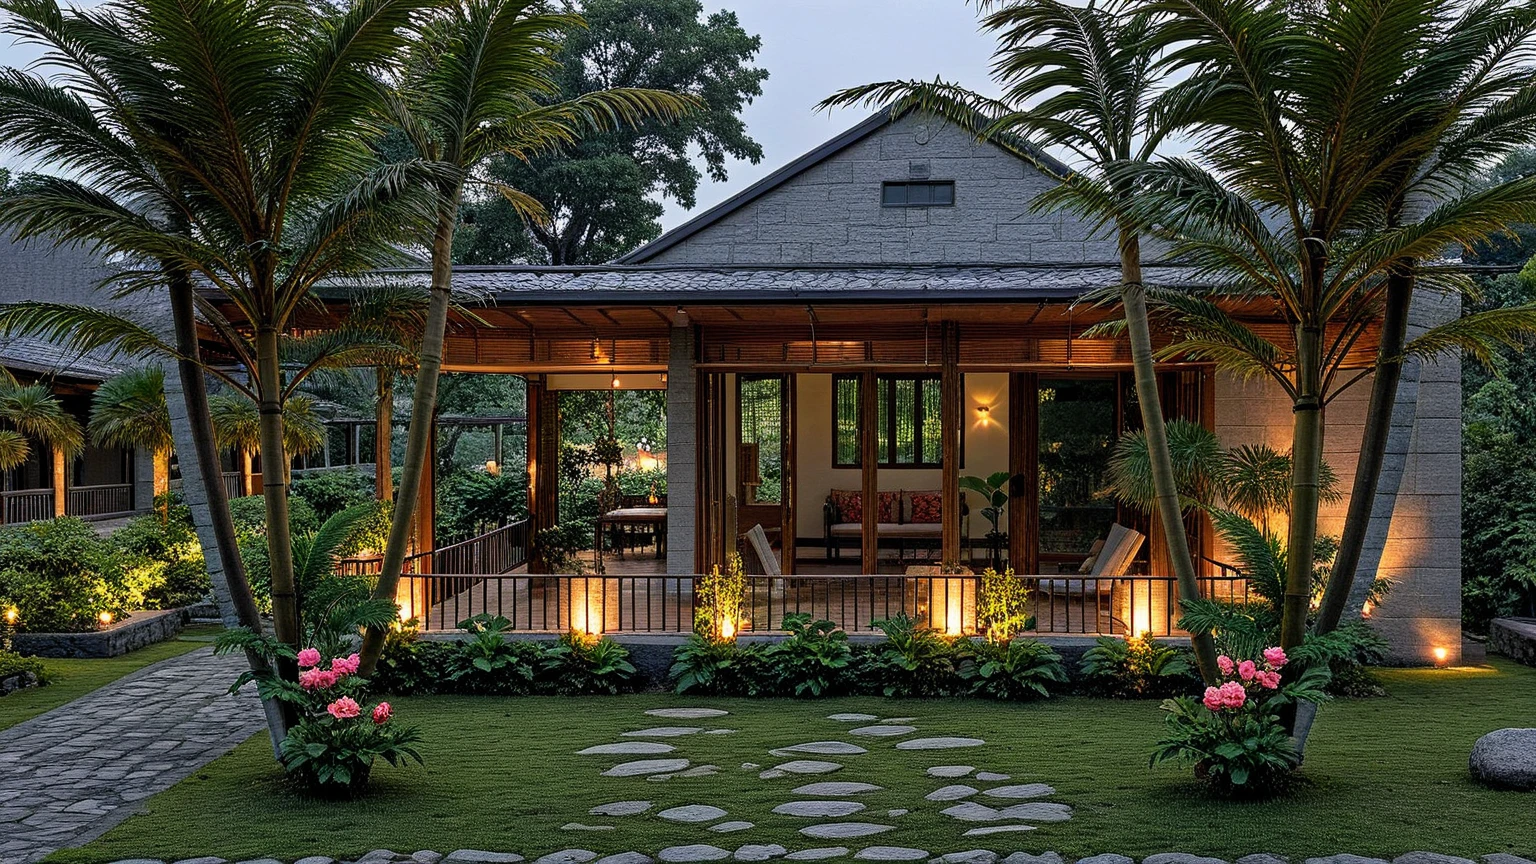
left=221, top=472, right=244, bottom=500
left=66, top=483, right=135, bottom=519
left=337, top=520, right=533, bottom=623
left=1, top=489, right=54, bottom=524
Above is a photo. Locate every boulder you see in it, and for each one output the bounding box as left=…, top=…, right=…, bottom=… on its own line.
left=1469, top=728, right=1536, bottom=790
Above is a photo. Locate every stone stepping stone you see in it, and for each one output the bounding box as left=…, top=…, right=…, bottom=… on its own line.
left=939, top=802, right=1072, bottom=823
left=771, top=742, right=869, bottom=757
left=924, top=784, right=977, bottom=801
left=853, top=850, right=928, bottom=861
left=590, top=801, right=652, bottom=817
left=560, top=824, right=615, bottom=832
left=827, top=713, right=878, bottom=722
left=798, top=824, right=895, bottom=839
left=772, top=801, right=866, bottom=818
left=658, top=848, right=731, bottom=863
left=784, top=851, right=848, bottom=861
left=709, top=822, right=756, bottom=833
left=974, top=772, right=1010, bottom=782
left=926, top=766, right=974, bottom=778
left=648, top=708, right=730, bottom=719
left=595, top=855, right=653, bottom=864
left=886, top=809, right=907, bottom=818
left=578, top=742, right=676, bottom=756
left=448, top=853, right=525, bottom=864
left=980, top=783, right=1054, bottom=800
left=935, top=853, right=996, bottom=864
left=764, top=760, right=843, bottom=777
left=658, top=804, right=729, bottom=823
left=733, top=846, right=787, bottom=862
left=960, top=825, right=1036, bottom=837
left=793, top=782, right=883, bottom=796
left=534, top=853, right=597, bottom=864
left=894, top=737, right=984, bottom=750
left=623, top=727, right=704, bottom=738
left=848, top=726, right=915, bottom=738
left=603, top=759, right=690, bottom=777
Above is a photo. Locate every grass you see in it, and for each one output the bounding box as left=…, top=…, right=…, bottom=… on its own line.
left=53, top=658, right=1536, bottom=862
left=0, top=624, right=222, bottom=733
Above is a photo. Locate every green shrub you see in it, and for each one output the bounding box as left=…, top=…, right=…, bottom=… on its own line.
left=0, top=649, right=47, bottom=688
left=112, top=505, right=211, bottom=609
left=694, top=553, right=745, bottom=638
left=764, top=614, right=853, bottom=697
left=0, top=517, right=128, bottom=632
left=541, top=631, right=638, bottom=695
left=977, top=567, right=1032, bottom=643
left=669, top=633, right=764, bottom=696
left=230, top=494, right=319, bottom=541
left=369, top=625, right=455, bottom=696
left=290, top=469, right=375, bottom=518
left=958, top=638, right=1068, bottom=700
left=1079, top=635, right=1200, bottom=698
left=436, top=470, right=527, bottom=545
left=442, top=614, right=540, bottom=695
left=860, top=614, right=962, bottom=697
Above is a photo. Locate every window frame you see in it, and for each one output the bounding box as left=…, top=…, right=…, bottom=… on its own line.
left=832, top=373, right=954, bottom=469
left=880, top=180, right=956, bottom=208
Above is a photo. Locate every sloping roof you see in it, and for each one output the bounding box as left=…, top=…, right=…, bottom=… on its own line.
left=614, top=106, right=1073, bottom=265
left=354, top=262, right=1208, bottom=306
left=0, top=336, right=128, bottom=383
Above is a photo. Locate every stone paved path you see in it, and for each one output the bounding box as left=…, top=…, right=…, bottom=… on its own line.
left=0, top=647, right=264, bottom=864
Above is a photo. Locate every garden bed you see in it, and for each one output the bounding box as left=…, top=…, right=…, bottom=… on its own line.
left=1487, top=617, right=1536, bottom=667
left=12, top=608, right=187, bottom=659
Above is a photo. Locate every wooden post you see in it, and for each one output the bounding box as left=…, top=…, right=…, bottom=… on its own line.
left=782, top=373, right=797, bottom=576
left=941, top=322, right=961, bottom=566
left=860, top=370, right=878, bottom=573
left=1009, top=372, right=1039, bottom=574
left=241, top=449, right=255, bottom=497
left=527, top=375, right=559, bottom=573
left=52, top=446, right=67, bottom=517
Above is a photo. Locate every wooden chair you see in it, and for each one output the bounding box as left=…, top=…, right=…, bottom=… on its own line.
left=742, top=523, right=782, bottom=577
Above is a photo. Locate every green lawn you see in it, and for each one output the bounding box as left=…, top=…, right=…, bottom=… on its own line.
left=55, top=658, right=1536, bottom=862
left=0, top=624, right=221, bottom=732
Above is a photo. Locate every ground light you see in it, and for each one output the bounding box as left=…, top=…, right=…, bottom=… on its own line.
left=97, top=610, right=113, bottom=627
left=1433, top=646, right=1450, bottom=665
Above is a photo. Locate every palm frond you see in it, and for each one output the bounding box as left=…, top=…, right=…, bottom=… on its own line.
left=88, top=366, right=172, bottom=452
left=1404, top=304, right=1536, bottom=369
left=0, top=301, right=180, bottom=364
left=0, top=428, right=29, bottom=470
left=0, top=379, right=84, bottom=455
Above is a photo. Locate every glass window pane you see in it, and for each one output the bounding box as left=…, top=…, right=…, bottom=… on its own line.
left=931, top=182, right=954, bottom=205
left=921, top=378, right=942, bottom=464
left=907, top=183, right=932, bottom=206
left=740, top=377, right=783, bottom=504
left=1037, top=378, right=1118, bottom=571
left=893, top=379, right=916, bottom=463
left=882, top=183, right=906, bottom=205
left=877, top=379, right=890, bottom=462
left=834, top=376, right=860, bottom=466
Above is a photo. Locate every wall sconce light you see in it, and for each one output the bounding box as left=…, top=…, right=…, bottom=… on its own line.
left=611, top=376, right=622, bottom=389
left=660, top=373, right=668, bottom=385
left=3, top=607, right=16, bottom=625
left=976, top=405, right=990, bottom=417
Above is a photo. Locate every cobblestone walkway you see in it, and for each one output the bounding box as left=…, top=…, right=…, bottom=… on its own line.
left=0, top=647, right=265, bottom=864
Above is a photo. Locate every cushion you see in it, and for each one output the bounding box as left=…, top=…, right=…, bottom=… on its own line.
left=830, top=489, right=861, bottom=524
left=881, top=522, right=942, bottom=537
left=909, top=491, right=942, bottom=524
left=878, top=491, right=899, bottom=524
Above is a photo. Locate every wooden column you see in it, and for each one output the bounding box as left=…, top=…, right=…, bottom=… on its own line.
left=1009, top=372, right=1039, bottom=574
left=241, top=449, right=256, bottom=497
left=52, top=447, right=67, bottom=517
left=860, top=370, right=878, bottom=573
left=527, top=375, right=559, bottom=573
left=941, top=322, right=962, bottom=566
left=782, top=374, right=797, bottom=576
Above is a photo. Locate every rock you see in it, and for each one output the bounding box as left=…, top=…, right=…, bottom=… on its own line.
left=996, top=802, right=1072, bottom=822
left=413, top=853, right=443, bottom=864
left=793, top=782, right=884, bottom=796
left=772, top=801, right=867, bottom=818
left=1483, top=857, right=1536, bottom=864
left=935, top=852, right=996, bottom=864
left=759, top=770, right=787, bottom=779
left=980, top=784, right=1054, bottom=800
left=595, top=855, right=653, bottom=864
left=734, top=846, right=788, bottom=862
left=1073, top=857, right=1131, bottom=864
left=771, top=742, right=869, bottom=756
left=938, top=803, right=1001, bottom=822
left=579, top=742, right=677, bottom=756
left=590, top=801, right=652, bottom=817
left=798, top=823, right=897, bottom=839
left=561, top=824, right=616, bottom=832
left=709, top=822, right=757, bottom=833
left=765, top=760, right=844, bottom=775
left=1003, top=855, right=1062, bottom=864
left=603, top=759, right=691, bottom=777
left=658, top=847, right=732, bottom=863
left=849, top=725, right=917, bottom=737
left=743, top=763, right=761, bottom=769
left=706, top=729, right=739, bottom=735
left=446, top=853, right=525, bottom=864
left=623, top=727, right=704, bottom=738
left=927, top=766, right=975, bottom=778
left=960, top=826, right=1036, bottom=838
left=853, top=849, right=928, bottom=862
left=887, top=809, right=908, bottom=817
left=109, top=860, right=166, bottom=864
left=1235, top=858, right=1287, bottom=864
left=532, top=853, right=596, bottom=864
left=1302, top=857, right=1389, bottom=864
left=234, top=859, right=282, bottom=864
left=828, top=713, right=879, bottom=722
left=647, top=708, right=730, bottom=719
left=1144, top=855, right=1227, bottom=864
left=925, top=784, right=978, bottom=801
left=785, top=851, right=849, bottom=861
left=896, top=737, right=985, bottom=750
left=680, top=765, right=721, bottom=777
left=1394, top=857, right=1475, bottom=864
left=356, top=851, right=402, bottom=864
left=296, top=857, right=337, bottom=864
left=973, top=773, right=1010, bottom=782
left=658, top=804, right=730, bottom=823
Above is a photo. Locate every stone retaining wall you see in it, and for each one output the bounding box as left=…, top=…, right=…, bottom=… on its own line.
left=13, top=608, right=187, bottom=659
left=1487, top=618, right=1536, bottom=668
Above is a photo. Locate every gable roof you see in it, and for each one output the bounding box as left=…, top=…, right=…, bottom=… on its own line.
left=614, top=106, right=1072, bottom=265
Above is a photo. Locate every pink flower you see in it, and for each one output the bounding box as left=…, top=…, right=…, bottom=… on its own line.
left=299, top=668, right=338, bottom=691
left=1216, top=655, right=1234, bottom=675
left=372, top=702, right=393, bottom=725
left=1202, top=686, right=1225, bottom=711
left=1258, top=670, right=1282, bottom=690
left=296, top=647, right=321, bottom=668
left=1263, top=646, right=1288, bottom=668
left=327, top=697, right=361, bottom=720
left=330, top=653, right=360, bottom=676
left=1218, top=680, right=1248, bottom=709
left=1238, top=659, right=1258, bottom=682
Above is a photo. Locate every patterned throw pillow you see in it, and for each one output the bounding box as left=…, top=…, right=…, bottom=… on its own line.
left=909, top=492, right=942, bottom=524
left=830, top=489, right=862, bottom=524
left=878, top=491, right=900, bottom=524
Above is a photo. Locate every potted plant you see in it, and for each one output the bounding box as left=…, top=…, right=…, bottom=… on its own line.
left=960, top=472, right=1017, bottom=569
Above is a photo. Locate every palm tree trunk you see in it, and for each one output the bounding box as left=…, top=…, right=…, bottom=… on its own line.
left=254, top=325, right=301, bottom=653
left=1119, top=230, right=1220, bottom=684
left=1281, top=323, right=1325, bottom=650
left=166, top=272, right=290, bottom=753
left=360, top=199, right=458, bottom=674
left=375, top=367, right=393, bottom=502
left=1314, top=269, right=1412, bottom=635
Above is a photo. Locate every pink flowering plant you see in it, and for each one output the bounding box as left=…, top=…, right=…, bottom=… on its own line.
left=1150, top=645, right=1329, bottom=795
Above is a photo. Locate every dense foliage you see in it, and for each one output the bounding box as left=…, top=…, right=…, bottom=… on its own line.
left=111, top=500, right=212, bottom=610
left=0, top=649, right=47, bottom=689
left=1079, top=635, right=1199, bottom=699
left=0, top=518, right=129, bottom=632
left=370, top=616, right=639, bottom=696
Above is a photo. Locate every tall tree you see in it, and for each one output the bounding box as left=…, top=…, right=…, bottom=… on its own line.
left=88, top=367, right=174, bottom=515
left=453, top=0, right=766, bottom=264
left=0, top=371, right=83, bottom=523
left=821, top=0, right=1221, bottom=682
left=356, top=0, right=694, bottom=672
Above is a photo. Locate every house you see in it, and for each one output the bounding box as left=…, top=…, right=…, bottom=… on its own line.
left=327, top=109, right=1462, bottom=663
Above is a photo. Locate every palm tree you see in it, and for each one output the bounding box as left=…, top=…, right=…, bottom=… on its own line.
left=1128, top=0, right=1536, bottom=651
left=0, top=371, right=83, bottom=523
left=88, top=367, right=174, bottom=517
left=209, top=392, right=327, bottom=486
left=357, top=0, right=696, bottom=672
left=820, top=0, right=1220, bottom=681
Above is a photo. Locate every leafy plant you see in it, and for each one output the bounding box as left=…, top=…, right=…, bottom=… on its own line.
left=368, top=623, right=455, bottom=696
left=958, top=638, right=1067, bottom=701
left=444, top=614, right=539, bottom=695
left=959, top=471, right=1016, bottom=537
left=0, top=517, right=128, bottom=632
left=290, top=469, right=376, bottom=519
left=670, top=632, right=750, bottom=695
left=112, top=503, right=210, bottom=609
left=1079, top=635, right=1198, bottom=698
left=0, top=649, right=46, bottom=688
left=765, top=614, right=853, bottom=697
left=977, top=567, right=1032, bottom=643
left=863, top=614, right=960, bottom=698
left=695, top=553, right=746, bottom=639
left=542, top=631, right=639, bottom=695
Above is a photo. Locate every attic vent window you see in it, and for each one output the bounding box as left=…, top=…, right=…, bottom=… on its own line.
left=882, top=180, right=954, bottom=207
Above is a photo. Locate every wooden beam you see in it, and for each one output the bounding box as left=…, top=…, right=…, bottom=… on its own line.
left=860, top=370, right=878, bottom=573
left=1009, top=372, right=1039, bottom=574
left=941, top=322, right=961, bottom=566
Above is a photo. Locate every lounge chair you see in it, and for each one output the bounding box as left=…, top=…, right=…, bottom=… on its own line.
left=1041, top=523, right=1145, bottom=592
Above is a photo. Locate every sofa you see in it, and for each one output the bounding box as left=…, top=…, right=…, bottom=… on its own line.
left=822, top=489, right=966, bottom=561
